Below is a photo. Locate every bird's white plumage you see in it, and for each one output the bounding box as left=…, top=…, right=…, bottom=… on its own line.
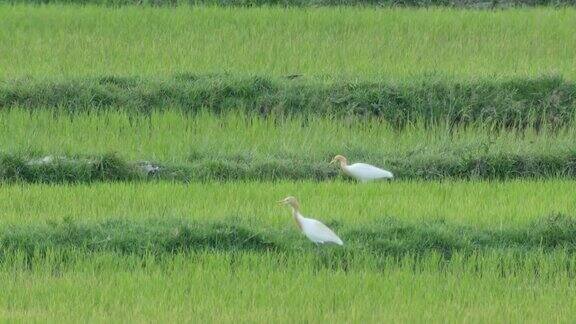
left=343, top=163, right=394, bottom=182
left=331, top=155, right=394, bottom=183
left=279, top=196, right=344, bottom=246
left=296, top=213, right=343, bottom=245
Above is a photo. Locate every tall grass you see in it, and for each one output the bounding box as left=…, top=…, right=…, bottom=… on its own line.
left=2, top=76, right=575, bottom=129
left=1, top=181, right=575, bottom=320
left=3, top=109, right=575, bottom=164
left=3, top=213, right=576, bottom=257
left=1, top=6, right=575, bottom=79
left=1, top=109, right=575, bottom=181
left=0, top=181, right=574, bottom=227
left=3, top=0, right=575, bottom=7
left=1, top=250, right=576, bottom=322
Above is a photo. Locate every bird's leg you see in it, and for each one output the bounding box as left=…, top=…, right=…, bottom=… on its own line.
left=314, top=242, right=324, bottom=258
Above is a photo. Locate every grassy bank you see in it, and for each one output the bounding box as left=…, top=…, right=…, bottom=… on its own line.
left=1, top=6, right=575, bottom=79
left=1, top=109, right=575, bottom=182
left=2, top=76, right=576, bottom=128
left=2, top=214, right=576, bottom=257
left=3, top=151, right=576, bottom=182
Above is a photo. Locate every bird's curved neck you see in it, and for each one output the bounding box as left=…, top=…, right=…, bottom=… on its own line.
left=339, top=160, right=349, bottom=169
left=291, top=206, right=303, bottom=230
left=290, top=206, right=301, bottom=218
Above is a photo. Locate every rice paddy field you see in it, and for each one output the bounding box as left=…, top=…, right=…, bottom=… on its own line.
left=1, top=5, right=576, bottom=80
left=1, top=2, right=576, bottom=323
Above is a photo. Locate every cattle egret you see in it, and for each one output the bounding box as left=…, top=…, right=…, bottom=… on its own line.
left=278, top=196, right=344, bottom=246
left=330, top=155, right=393, bottom=182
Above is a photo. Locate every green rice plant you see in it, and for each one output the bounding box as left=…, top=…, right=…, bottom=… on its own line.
left=1, top=109, right=575, bottom=181
left=0, top=180, right=574, bottom=227
left=1, top=249, right=576, bottom=322
left=0, top=181, right=575, bottom=321
left=2, top=0, right=575, bottom=7
left=1, top=6, right=575, bottom=80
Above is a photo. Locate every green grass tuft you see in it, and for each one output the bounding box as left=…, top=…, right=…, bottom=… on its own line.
left=3, top=215, right=576, bottom=261
left=2, top=75, right=576, bottom=129
left=0, top=153, right=141, bottom=183
left=2, top=151, right=576, bottom=182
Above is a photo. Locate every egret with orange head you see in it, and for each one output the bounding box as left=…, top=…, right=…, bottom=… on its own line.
left=331, top=154, right=393, bottom=182
left=278, top=196, right=343, bottom=246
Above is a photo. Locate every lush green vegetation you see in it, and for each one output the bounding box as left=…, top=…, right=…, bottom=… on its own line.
left=4, top=109, right=575, bottom=165
left=1, top=109, right=575, bottom=182
left=4, top=213, right=576, bottom=256
left=5, top=150, right=576, bottom=183
left=2, top=3, right=575, bottom=321
left=0, top=181, right=573, bottom=226
left=3, top=76, right=575, bottom=129
left=2, top=0, right=575, bottom=8
left=1, top=180, right=575, bottom=321
left=2, top=250, right=575, bottom=322
left=1, top=6, right=575, bottom=80
left=0, top=180, right=574, bottom=322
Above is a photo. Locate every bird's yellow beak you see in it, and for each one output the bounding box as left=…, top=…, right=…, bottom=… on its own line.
left=330, top=158, right=337, bottom=164
left=277, top=199, right=285, bottom=205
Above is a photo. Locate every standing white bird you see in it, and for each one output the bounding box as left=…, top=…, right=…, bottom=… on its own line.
left=330, top=155, right=393, bottom=183
left=278, top=196, right=344, bottom=246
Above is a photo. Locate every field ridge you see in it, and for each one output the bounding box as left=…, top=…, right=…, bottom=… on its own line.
left=2, top=214, right=576, bottom=259
left=2, top=151, right=576, bottom=183
left=2, top=75, right=575, bottom=129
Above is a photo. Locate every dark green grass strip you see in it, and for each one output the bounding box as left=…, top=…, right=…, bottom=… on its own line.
left=2, top=75, right=575, bottom=130
left=2, top=152, right=576, bottom=183
left=2, top=214, right=576, bottom=258
left=0, top=153, right=142, bottom=183
left=1, top=0, right=574, bottom=7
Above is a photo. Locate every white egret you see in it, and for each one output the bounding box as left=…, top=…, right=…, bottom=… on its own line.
left=330, top=155, right=393, bottom=183
left=278, top=196, right=344, bottom=246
